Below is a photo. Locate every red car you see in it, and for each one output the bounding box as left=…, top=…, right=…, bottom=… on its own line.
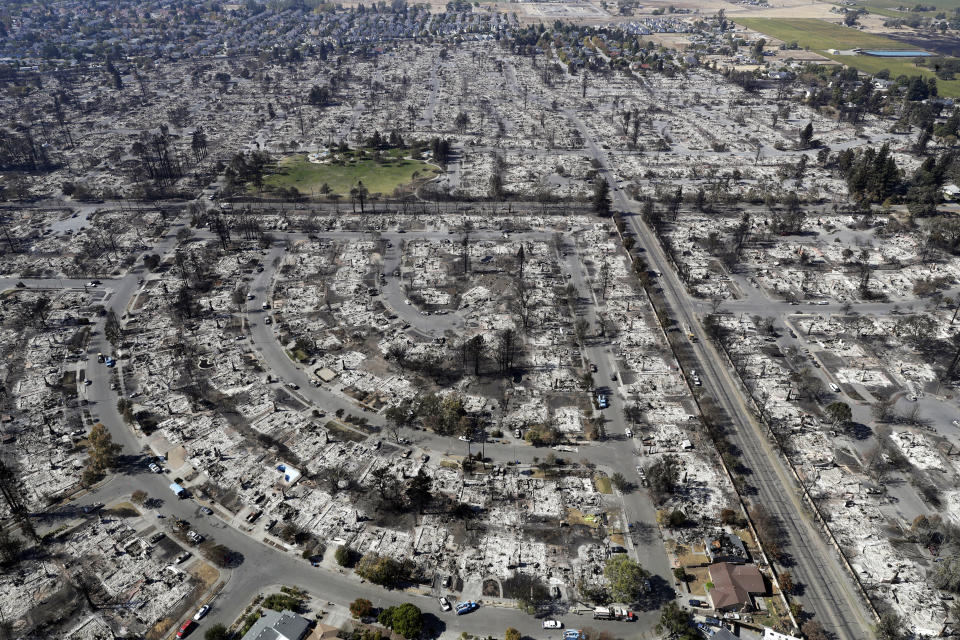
left=176, top=620, right=196, bottom=638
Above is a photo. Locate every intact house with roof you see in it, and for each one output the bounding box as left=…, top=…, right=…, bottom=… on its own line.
left=241, top=609, right=311, bottom=640
left=707, top=562, right=767, bottom=612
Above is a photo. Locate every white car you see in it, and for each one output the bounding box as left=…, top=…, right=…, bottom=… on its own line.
left=148, top=463, right=161, bottom=473
left=439, top=597, right=451, bottom=611
left=829, top=383, right=841, bottom=393
left=458, top=436, right=470, bottom=442
left=193, top=605, right=210, bottom=621
left=542, top=620, right=563, bottom=629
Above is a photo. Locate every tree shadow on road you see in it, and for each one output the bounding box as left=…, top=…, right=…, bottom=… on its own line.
left=635, top=574, right=675, bottom=612
left=843, top=421, right=873, bottom=440
left=421, top=613, right=446, bottom=639
left=630, top=521, right=658, bottom=547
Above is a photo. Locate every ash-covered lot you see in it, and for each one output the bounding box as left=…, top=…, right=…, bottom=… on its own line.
left=2, top=2, right=960, bottom=639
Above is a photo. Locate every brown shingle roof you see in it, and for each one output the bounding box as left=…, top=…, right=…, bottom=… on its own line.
left=708, top=562, right=765, bottom=610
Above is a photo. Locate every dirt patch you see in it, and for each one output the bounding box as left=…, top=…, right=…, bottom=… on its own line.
left=189, top=560, right=221, bottom=591
left=324, top=420, right=367, bottom=442
left=885, top=31, right=960, bottom=57
left=593, top=475, right=613, bottom=494
left=482, top=579, right=501, bottom=597
left=673, top=542, right=710, bottom=567
left=567, top=507, right=603, bottom=528
left=103, top=501, right=140, bottom=518
left=685, top=566, right=713, bottom=596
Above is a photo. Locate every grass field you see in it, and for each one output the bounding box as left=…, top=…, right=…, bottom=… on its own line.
left=855, top=0, right=960, bottom=9
left=862, top=5, right=907, bottom=18
left=738, top=17, right=960, bottom=97
left=262, top=152, right=440, bottom=197
left=736, top=17, right=914, bottom=50
left=823, top=53, right=960, bottom=96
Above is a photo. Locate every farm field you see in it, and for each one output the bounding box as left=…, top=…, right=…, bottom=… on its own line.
left=824, top=53, right=960, bottom=96
left=736, top=17, right=915, bottom=50
left=854, top=0, right=960, bottom=9
left=861, top=5, right=907, bottom=18
left=261, top=153, right=440, bottom=197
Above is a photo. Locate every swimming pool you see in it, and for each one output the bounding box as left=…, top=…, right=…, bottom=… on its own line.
left=862, top=50, right=932, bottom=57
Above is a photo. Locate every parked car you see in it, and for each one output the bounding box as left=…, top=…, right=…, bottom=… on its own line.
left=689, top=599, right=707, bottom=608
left=176, top=552, right=191, bottom=564
left=199, top=506, right=213, bottom=515
left=148, top=463, right=161, bottom=473
left=176, top=620, right=195, bottom=638
left=455, top=601, right=478, bottom=615
left=829, top=383, right=841, bottom=393
left=193, top=605, right=210, bottom=621
left=542, top=620, right=563, bottom=629
left=438, top=597, right=451, bottom=611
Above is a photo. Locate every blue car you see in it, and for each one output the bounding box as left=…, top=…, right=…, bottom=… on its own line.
left=455, top=601, right=478, bottom=615
left=563, top=631, right=583, bottom=640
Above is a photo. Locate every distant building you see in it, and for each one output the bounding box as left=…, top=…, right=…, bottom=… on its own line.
left=241, top=609, right=311, bottom=640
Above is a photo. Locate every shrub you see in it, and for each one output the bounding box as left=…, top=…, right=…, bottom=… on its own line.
left=336, top=545, right=353, bottom=566
left=262, top=592, right=303, bottom=612
left=349, top=598, right=373, bottom=619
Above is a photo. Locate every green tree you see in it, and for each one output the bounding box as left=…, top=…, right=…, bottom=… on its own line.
left=406, top=470, right=432, bottom=513
left=104, top=310, right=122, bottom=347
left=335, top=545, right=353, bottom=567
left=454, top=111, right=471, bottom=134
left=603, top=555, right=649, bottom=603
left=356, top=553, right=404, bottom=588
left=825, top=401, right=852, bottom=426
left=798, top=121, right=814, bottom=149
left=378, top=603, right=422, bottom=639
left=505, top=628, right=521, bottom=640
left=592, top=176, right=612, bottom=217
left=204, top=624, right=228, bottom=640
left=656, top=601, right=698, bottom=639
left=646, top=454, right=680, bottom=503
left=86, top=423, right=120, bottom=472
left=875, top=612, right=906, bottom=640
left=349, top=598, right=373, bottom=619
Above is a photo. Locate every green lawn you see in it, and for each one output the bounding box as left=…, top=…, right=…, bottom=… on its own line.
left=736, top=17, right=915, bottom=50
left=261, top=152, right=440, bottom=198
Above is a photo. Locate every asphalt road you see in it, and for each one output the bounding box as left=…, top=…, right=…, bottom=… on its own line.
left=562, top=106, right=876, bottom=639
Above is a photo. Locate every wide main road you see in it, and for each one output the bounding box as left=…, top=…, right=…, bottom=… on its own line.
left=565, top=109, right=876, bottom=639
